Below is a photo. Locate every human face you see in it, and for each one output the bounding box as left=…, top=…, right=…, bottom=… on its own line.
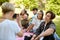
left=37, top=12, right=43, bottom=19
left=23, top=14, right=28, bottom=19
left=45, top=13, right=51, bottom=22
left=21, top=10, right=25, bottom=14
left=33, top=10, right=37, bottom=15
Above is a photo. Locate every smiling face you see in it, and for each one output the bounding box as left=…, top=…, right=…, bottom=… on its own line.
left=45, top=13, right=51, bottom=22
left=37, top=12, right=43, bottom=20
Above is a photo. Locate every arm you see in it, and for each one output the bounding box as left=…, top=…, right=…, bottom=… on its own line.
left=35, top=28, right=54, bottom=40
left=31, top=34, right=36, bottom=40
left=14, top=21, right=23, bottom=37
left=26, top=24, right=34, bottom=32
left=17, top=15, right=23, bottom=28
left=17, top=20, right=23, bottom=28
left=17, top=30, right=23, bottom=37
left=26, top=18, right=36, bottom=32
left=31, top=24, right=42, bottom=40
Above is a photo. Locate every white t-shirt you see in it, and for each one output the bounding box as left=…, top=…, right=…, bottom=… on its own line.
left=0, top=19, right=21, bottom=40
left=31, top=18, right=44, bottom=33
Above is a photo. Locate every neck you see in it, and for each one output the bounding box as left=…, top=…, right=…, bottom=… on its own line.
left=45, top=20, right=51, bottom=25
left=34, top=13, right=37, bottom=15
left=2, top=14, right=12, bottom=20
left=37, top=17, right=42, bottom=20
left=37, top=18, right=41, bottom=20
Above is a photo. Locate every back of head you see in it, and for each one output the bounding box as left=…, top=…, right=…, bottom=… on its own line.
left=1, top=2, right=15, bottom=14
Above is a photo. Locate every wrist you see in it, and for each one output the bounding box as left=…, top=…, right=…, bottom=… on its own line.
left=39, top=34, right=43, bottom=38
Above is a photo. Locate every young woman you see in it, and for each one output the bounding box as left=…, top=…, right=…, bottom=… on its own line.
left=26, top=10, right=44, bottom=33
left=20, top=9, right=29, bottom=20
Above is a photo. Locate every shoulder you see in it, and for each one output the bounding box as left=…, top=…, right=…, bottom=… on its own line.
left=50, top=21, right=56, bottom=26
left=39, top=21, right=45, bottom=27
left=40, top=20, right=44, bottom=22
left=6, top=19, right=18, bottom=25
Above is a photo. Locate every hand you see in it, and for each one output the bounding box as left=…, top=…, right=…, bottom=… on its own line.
left=23, top=29, right=27, bottom=32
left=35, top=37, right=39, bottom=40
left=27, top=30, right=30, bottom=33
left=31, top=37, right=34, bottom=40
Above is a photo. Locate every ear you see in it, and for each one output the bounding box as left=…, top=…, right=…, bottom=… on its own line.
left=10, top=12, right=14, bottom=17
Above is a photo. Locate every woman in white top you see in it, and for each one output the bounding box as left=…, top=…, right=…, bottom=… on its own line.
left=26, top=10, right=44, bottom=33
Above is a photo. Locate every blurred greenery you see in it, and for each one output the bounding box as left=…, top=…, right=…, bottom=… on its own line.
left=53, top=16, right=60, bottom=37
left=0, top=0, right=60, bottom=15
left=0, top=0, right=9, bottom=5
left=45, top=0, right=60, bottom=15
left=14, top=0, right=45, bottom=10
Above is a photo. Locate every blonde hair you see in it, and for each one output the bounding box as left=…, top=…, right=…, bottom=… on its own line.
left=1, top=2, right=15, bottom=14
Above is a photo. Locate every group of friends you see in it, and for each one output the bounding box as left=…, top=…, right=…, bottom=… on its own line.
left=0, top=2, right=60, bottom=40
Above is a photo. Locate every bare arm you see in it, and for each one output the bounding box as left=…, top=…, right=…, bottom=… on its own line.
left=26, top=24, right=34, bottom=32
left=31, top=34, right=36, bottom=40
left=35, top=28, right=54, bottom=40
left=17, top=30, right=23, bottom=37
left=17, top=20, right=23, bottom=28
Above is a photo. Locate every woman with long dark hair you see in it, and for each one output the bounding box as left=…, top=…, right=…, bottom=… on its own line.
left=26, top=10, right=44, bottom=33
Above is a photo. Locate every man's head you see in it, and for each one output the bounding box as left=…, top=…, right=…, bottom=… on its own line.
left=32, top=8, right=38, bottom=15
left=45, top=11, right=56, bottom=22
left=1, top=2, right=15, bottom=19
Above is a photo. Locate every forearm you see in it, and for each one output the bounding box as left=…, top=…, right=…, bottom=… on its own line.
left=38, top=28, right=54, bottom=38
left=26, top=24, right=34, bottom=31
left=17, top=30, right=23, bottom=37
left=31, top=34, right=37, bottom=39
left=17, top=20, right=22, bottom=28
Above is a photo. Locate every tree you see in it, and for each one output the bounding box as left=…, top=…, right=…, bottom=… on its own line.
left=0, top=0, right=9, bottom=5
left=45, top=0, right=60, bottom=15
left=14, top=0, right=45, bottom=10
left=15, top=0, right=39, bottom=10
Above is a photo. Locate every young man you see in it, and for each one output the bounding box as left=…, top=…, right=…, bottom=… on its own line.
left=32, top=8, right=38, bottom=19
left=0, top=2, right=23, bottom=40
left=29, top=8, right=38, bottom=24
left=31, top=11, right=56, bottom=40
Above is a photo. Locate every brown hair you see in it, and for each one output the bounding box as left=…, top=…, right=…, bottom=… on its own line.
left=46, top=11, right=56, bottom=19
left=1, top=2, right=15, bottom=14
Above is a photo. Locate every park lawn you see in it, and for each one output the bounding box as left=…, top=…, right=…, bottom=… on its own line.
left=53, top=16, right=60, bottom=37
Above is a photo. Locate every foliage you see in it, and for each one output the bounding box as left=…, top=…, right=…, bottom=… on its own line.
left=14, top=0, right=45, bottom=10
left=15, top=0, right=38, bottom=10
left=0, top=0, right=9, bottom=5
left=45, top=0, right=60, bottom=15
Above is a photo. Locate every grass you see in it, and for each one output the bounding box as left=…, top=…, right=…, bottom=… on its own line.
left=53, top=16, right=60, bottom=37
